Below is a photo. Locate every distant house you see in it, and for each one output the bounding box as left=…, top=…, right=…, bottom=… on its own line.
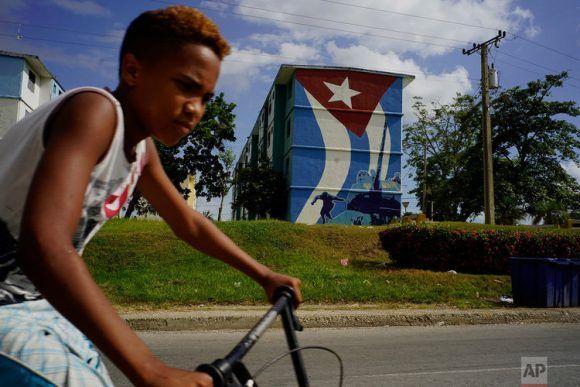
left=0, top=50, right=64, bottom=138
left=232, top=64, right=414, bottom=225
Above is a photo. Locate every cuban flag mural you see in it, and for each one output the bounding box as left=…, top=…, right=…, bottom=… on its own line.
left=288, top=68, right=405, bottom=225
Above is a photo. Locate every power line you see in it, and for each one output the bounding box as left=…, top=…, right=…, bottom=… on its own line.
left=508, top=33, right=580, bottom=62
left=225, top=57, right=480, bottom=85
left=495, top=50, right=580, bottom=83
left=0, top=32, right=117, bottom=50
left=208, top=0, right=471, bottom=45
left=318, top=0, right=499, bottom=31
left=494, top=57, right=580, bottom=90
left=0, top=19, right=122, bottom=41
left=317, top=0, right=580, bottom=62
left=1, top=4, right=577, bottom=90
left=149, top=0, right=463, bottom=50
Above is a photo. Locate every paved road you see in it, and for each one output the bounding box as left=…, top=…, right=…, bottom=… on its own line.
left=105, top=323, right=580, bottom=386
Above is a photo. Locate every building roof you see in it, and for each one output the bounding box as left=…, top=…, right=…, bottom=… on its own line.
left=274, top=64, right=415, bottom=88
left=0, top=50, right=64, bottom=89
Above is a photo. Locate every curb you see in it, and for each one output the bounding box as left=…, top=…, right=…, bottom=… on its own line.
left=123, top=308, right=580, bottom=331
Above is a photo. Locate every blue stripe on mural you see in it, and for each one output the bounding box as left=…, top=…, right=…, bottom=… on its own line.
left=288, top=84, right=325, bottom=222
left=385, top=116, right=402, bottom=183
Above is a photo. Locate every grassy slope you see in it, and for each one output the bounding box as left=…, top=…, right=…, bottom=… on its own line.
left=84, top=219, right=512, bottom=309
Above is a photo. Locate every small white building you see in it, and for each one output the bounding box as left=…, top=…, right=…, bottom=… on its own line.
left=0, top=50, right=64, bottom=138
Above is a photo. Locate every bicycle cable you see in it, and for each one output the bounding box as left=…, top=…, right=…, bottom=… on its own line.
left=252, top=345, right=344, bottom=387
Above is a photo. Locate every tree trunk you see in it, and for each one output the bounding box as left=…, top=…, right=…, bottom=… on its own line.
left=124, top=191, right=141, bottom=218
left=218, top=193, right=225, bottom=221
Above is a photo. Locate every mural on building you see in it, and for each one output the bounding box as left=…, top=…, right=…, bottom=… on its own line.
left=290, top=69, right=403, bottom=225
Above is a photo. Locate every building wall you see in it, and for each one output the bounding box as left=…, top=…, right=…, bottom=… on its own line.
left=0, top=53, right=64, bottom=137
left=0, top=98, right=18, bottom=138
left=288, top=68, right=403, bottom=225
left=233, top=66, right=409, bottom=225
left=0, top=56, right=24, bottom=98
left=49, top=79, right=64, bottom=100
left=19, top=61, right=41, bottom=112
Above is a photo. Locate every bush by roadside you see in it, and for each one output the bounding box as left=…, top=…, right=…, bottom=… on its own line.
left=379, top=224, right=579, bottom=274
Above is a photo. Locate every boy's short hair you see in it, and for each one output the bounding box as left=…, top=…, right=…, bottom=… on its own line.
left=119, top=6, right=231, bottom=71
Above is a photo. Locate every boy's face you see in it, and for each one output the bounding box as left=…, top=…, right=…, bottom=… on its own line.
left=125, top=43, right=221, bottom=146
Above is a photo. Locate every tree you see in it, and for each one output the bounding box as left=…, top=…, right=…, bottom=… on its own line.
left=232, top=155, right=287, bottom=219
left=491, top=72, right=579, bottom=224
left=217, top=148, right=236, bottom=221
left=403, top=73, right=579, bottom=224
left=125, top=93, right=236, bottom=217
left=403, top=94, right=482, bottom=221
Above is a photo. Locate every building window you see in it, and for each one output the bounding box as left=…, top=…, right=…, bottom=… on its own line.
left=27, top=70, right=36, bottom=93
left=285, top=157, right=290, bottom=176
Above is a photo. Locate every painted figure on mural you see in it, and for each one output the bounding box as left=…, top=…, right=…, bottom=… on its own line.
left=311, top=192, right=344, bottom=224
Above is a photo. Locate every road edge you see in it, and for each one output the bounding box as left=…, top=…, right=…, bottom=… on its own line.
left=123, top=308, right=580, bottom=331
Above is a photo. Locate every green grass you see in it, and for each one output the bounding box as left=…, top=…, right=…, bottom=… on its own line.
left=83, top=219, right=513, bottom=309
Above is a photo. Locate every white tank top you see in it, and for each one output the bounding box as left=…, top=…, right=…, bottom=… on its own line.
left=0, top=87, right=147, bottom=304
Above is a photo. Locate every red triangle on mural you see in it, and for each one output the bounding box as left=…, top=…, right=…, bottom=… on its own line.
left=296, top=69, right=396, bottom=137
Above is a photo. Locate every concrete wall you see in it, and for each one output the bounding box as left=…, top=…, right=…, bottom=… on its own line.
left=20, top=61, right=41, bottom=111
left=0, top=98, right=18, bottom=138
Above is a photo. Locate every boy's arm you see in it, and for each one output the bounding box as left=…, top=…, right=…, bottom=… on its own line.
left=17, top=93, right=211, bottom=386
left=137, top=139, right=302, bottom=305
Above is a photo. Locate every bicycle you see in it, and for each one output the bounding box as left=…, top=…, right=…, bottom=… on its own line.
left=196, top=286, right=344, bottom=387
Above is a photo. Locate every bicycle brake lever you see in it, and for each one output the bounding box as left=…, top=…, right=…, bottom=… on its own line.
left=292, top=311, right=304, bottom=332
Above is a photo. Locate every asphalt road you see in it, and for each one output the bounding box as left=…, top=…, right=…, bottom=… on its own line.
left=105, top=323, right=580, bottom=386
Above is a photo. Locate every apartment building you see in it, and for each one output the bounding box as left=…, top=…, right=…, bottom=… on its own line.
left=0, top=50, right=64, bottom=138
left=233, top=64, right=414, bottom=225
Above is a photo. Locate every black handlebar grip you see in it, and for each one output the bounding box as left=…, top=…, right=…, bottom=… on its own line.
left=273, top=285, right=295, bottom=304
left=196, top=359, right=230, bottom=387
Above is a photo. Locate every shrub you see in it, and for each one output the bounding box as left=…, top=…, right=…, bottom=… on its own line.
left=379, top=224, right=579, bottom=274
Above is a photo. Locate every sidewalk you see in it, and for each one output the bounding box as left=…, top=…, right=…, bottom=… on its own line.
left=121, top=305, right=580, bottom=331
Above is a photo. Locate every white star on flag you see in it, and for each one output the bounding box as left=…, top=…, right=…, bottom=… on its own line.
left=323, top=77, right=361, bottom=109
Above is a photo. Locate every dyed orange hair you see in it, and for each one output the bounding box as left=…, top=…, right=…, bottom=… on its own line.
left=119, top=5, right=231, bottom=69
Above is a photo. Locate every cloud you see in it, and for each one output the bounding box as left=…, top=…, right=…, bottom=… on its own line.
left=234, top=0, right=539, bottom=58
left=513, top=6, right=540, bottom=38
left=562, top=161, right=580, bottom=183
left=278, top=43, right=321, bottom=62
left=219, top=43, right=321, bottom=93
left=50, top=0, right=110, bottom=16
left=325, top=42, right=472, bottom=119
left=219, top=48, right=280, bottom=92
left=93, top=26, right=124, bottom=45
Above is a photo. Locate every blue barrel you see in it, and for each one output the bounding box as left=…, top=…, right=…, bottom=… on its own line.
left=509, top=257, right=555, bottom=307
left=568, top=259, right=580, bottom=307
left=510, top=257, right=580, bottom=307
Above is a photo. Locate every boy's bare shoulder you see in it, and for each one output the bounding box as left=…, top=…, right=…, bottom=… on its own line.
left=47, top=90, right=118, bottom=158
left=52, top=90, right=117, bottom=130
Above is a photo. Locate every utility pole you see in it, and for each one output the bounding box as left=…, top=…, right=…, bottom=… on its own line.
left=463, top=30, right=506, bottom=225
left=422, top=141, right=427, bottom=215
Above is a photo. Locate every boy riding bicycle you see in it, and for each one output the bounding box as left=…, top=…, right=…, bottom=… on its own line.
left=0, top=6, right=302, bottom=386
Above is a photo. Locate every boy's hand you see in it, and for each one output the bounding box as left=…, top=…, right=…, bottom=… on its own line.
left=144, top=366, right=213, bottom=387
left=261, top=270, right=303, bottom=308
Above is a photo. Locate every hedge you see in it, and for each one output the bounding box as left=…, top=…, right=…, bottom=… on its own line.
left=379, top=224, right=580, bottom=274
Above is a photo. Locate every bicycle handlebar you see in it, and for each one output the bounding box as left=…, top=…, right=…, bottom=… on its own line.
left=195, top=286, right=309, bottom=387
